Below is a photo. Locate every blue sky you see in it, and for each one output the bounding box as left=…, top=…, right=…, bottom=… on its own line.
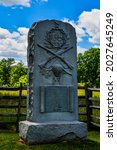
left=0, top=0, right=100, bottom=64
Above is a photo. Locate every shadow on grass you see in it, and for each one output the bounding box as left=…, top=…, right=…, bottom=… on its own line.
left=29, top=140, right=100, bottom=150
left=30, top=140, right=100, bottom=150
left=0, top=131, right=100, bottom=150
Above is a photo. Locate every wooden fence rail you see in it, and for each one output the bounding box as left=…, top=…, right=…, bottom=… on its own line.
left=78, top=84, right=100, bottom=129
left=0, top=83, right=100, bottom=132
left=0, top=83, right=27, bottom=132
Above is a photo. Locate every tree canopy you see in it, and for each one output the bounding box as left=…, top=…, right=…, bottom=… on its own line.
left=77, top=48, right=100, bottom=87
left=0, top=58, right=27, bottom=87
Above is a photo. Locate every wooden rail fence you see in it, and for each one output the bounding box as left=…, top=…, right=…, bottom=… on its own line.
left=78, top=84, right=100, bottom=129
left=0, top=83, right=27, bottom=132
left=0, top=83, right=100, bottom=132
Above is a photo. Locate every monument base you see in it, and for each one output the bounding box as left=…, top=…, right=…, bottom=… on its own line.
left=19, top=121, right=87, bottom=144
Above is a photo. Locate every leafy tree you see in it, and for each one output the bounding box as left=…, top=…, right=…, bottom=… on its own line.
left=0, top=58, right=15, bottom=86
left=10, top=62, right=27, bottom=87
left=0, top=58, right=27, bottom=87
left=19, top=75, right=27, bottom=87
left=77, top=48, right=100, bottom=87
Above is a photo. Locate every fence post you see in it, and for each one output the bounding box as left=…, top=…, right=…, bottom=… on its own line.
left=85, top=83, right=93, bottom=130
left=16, top=83, right=22, bottom=132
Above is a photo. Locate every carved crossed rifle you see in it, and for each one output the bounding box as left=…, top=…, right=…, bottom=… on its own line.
left=37, top=43, right=74, bottom=70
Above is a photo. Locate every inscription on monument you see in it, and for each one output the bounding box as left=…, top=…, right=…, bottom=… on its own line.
left=39, top=86, right=73, bottom=113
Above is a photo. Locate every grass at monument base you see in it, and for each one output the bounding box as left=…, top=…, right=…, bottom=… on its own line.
left=0, top=130, right=100, bottom=150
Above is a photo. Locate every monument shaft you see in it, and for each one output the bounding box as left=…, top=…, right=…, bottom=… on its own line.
left=19, top=20, right=87, bottom=144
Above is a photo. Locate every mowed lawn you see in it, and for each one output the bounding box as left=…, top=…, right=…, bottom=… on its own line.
left=0, top=130, right=100, bottom=150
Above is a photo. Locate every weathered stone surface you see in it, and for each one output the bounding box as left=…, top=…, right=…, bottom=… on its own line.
left=26, top=20, right=78, bottom=122
left=19, top=121, right=87, bottom=144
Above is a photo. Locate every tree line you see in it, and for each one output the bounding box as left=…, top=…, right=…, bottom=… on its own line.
left=0, top=58, right=27, bottom=87
left=0, top=48, right=100, bottom=87
left=77, top=48, right=100, bottom=87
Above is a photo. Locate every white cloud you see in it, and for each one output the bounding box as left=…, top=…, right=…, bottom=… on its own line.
left=78, top=9, right=100, bottom=44
left=93, top=45, right=100, bottom=48
left=77, top=46, right=87, bottom=54
left=0, top=0, right=48, bottom=7
left=0, top=28, right=20, bottom=39
left=0, top=0, right=31, bottom=7
left=63, top=9, right=100, bottom=44
left=18, top=27, right=29, bottom=35
left=0, top=27, right=29, bottom=63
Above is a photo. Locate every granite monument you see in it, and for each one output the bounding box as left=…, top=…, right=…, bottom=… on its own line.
left=19, top=20, right=87, bottom=144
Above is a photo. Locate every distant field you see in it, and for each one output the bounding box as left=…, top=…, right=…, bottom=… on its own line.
left=0, top=88, right=100, bottom=98
left=78, top=89, right=100, bottom=98
left=0, top=82, right=100, bottom=98
left=0, top=90, right=27, bottom=96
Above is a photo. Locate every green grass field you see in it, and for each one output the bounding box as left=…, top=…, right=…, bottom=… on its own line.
left=0, top=130, right=100, bottom=150
left=0, top=88, right=99, bottom=98
left=0, top=90, right=27, bottom=96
